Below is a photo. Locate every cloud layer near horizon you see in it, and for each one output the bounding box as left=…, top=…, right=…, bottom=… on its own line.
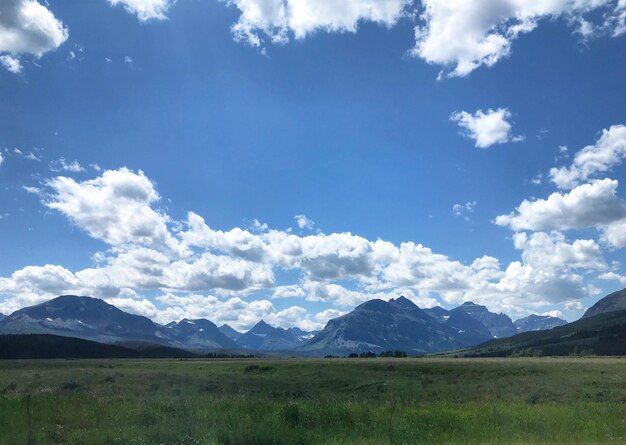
left=1, top=151, right=618, bottom=329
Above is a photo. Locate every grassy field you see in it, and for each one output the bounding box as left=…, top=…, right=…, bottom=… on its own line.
left=1, top=357, right=626, bottom=444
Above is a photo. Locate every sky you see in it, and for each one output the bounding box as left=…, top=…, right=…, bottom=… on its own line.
left=0, top=0, right=625, bottom=331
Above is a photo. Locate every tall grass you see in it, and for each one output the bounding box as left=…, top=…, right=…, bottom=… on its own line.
left=1, top=357, right=625, bottom=444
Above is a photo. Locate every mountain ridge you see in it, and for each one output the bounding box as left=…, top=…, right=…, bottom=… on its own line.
left=301, top=297, right=490, bottom=355
left=583, top=288, right=626, bottom=319
left=0, top=294, right=586, bottom=356
left=451, top=302, right=517, bottom=338
left=514, top=314, right=567, bottom=333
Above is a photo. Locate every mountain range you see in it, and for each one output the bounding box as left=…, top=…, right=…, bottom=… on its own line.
left=219, top=324, right=243, bottom=341
left=302, top=297, right=493, bottom=355
left=235, top=320, right=316, bottom=351
left=514, top=315, right=567, bottom=333
left=4, top=290, right=621, bottom=356
left=450, top=309, right=626, bottom=357
left=445, top=289, right=626, bottom=357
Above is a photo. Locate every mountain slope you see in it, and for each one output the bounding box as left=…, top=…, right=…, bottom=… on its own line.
left=424, top=306, right=494, bottom=345
left=0, top=334, right=138, bottom=359
left=0, top=334, right=205, bottom=359
left=302, top=297, right=487, bottom=355
left=448, top=309, right=626, bottom=357
left=583, top=288, right=626, bottom=318
left=236, top=320, right=310, bottom=351
left=219, top=324, right=243, bottom=341
left=162, top=319, right=237, bottom=349
left=452, top=302, right=517, bottom=338
left=514, top=314, right=567, bottom=333
left=0, top=295, right=167, bottom=344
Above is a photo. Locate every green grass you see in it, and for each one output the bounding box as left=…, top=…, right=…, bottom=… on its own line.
left=1, top=357, right=626, bottom=444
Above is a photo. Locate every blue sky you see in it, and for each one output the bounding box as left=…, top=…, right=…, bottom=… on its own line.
left=0, top=0, right=625, bottom=330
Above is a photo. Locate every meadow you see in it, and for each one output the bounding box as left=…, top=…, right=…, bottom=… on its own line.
left=1, top=357, right=625, bottom=444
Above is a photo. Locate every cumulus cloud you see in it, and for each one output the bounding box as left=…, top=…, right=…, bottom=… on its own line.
left=599, top=219, right=626, bottom=249
left=44, top=168, right=185, bottom=255
left=108, top=0, right=172, bottom=21
left=0, top=264, right=80, bottom=314
left=453, top=201, right=477, bottom=220
left=599, top=271, right=626, bottom=284
left=224, top=0, right=412, bottom=47
left=295, top=214, right=315, bottom=230
left=0, top=0, right=68, bottom=69
left=451, top=108, right=522, bottom=148
left=513, top=231, right=606, bottom=272
left=550, top=125, right=626, bottom=189
left=315, top=308, right=346, bottom=325
left=495, top=179, right=626, bottom=232
left=542, top=309, right=564, bottom=318
left=565, top=300, right=586, bottom=311
left=49, top=158, right=84, bottom=173
left=153, top=293, right=323, bottom=330
left=0, top=54, right=22, bottom=73
left=412, top=0, right=626, bottom=77
left=0, top=167, right=609, bottom=326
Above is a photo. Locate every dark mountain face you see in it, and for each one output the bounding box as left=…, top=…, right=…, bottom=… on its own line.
left=583, top=288, right=626, bottom=318
left=452, top=302, right=517, bottom=338
left=0, top=313, right=5, bottom=321
left=287, top=327, right=318, bottom=342
left=0, top=295, right=165, bottom=344
left=424, top=306, right=494, bottom=345
left=514, top=315, right=567, bottom=333
left=236, top=320, right=314, bottom=351
left=161, top=319, right=238, bottom=349
left=219, top=324, right=243, bottom=341
left=302, top=297, right=488, bottom=355
left=453, top=309, right=626, bottom=358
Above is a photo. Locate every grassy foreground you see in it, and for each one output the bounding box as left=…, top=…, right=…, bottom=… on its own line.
left=1, top=357, right=626, bottom=444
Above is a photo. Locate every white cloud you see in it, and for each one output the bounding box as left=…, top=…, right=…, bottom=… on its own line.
left=451, top=108, right=522, bottom=148
left=412, top=0, right=626, bottom=77
left=108, top=0, right=172, bottom=21
left=599, top=219, right=626, bottom=249
left=513, top=231, right=606, bottom=272
left=550, top=125, right=626, bottom=189
left=495, top=179, right=626, bottom=232
left=0, top=54, right=22, bottom=73
left=153, top=293, right=320, bottom=330
left=22, top=185, right=41, bottom=194
left=50, top=158, right=84, bottom=173
left=565, top=300, right=586, bottom=311
left=295, top=214, right=315, bottom=230
left=10, top=147, right=40, bottom=161
left=0, top=0, right=68, bottom=69
left=0, top=167, right=610, bottom=326
left=315, top=308, right=346, bottom=325
left=453, top=201, right=477, bottom=220
left=541, top=309, right=564, bottom=318
left=0, top=264, right=80, bottom=314
left=44, top=168, right=185, bottom=255
left=106, top=297, right=159, bottom=318
left=225, top=0, right=412, bottom=48
left=272, top=284, right=306, bottom=298
left=599, top=271, right=626, bottom=284
left=530, top=173, right=543, bottom=185
left=0, top=152, right=3, bottom=167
